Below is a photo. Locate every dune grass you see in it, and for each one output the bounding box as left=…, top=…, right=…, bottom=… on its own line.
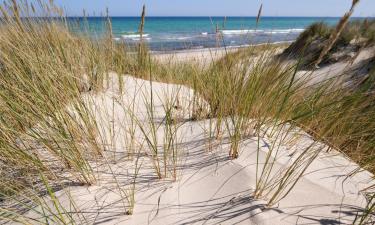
left=354, top=192, right=375, bottom=225
left=314, top=0, right=361, bottom=67
left=0, top=0, right=374, bottom=223
left=282, top=18, right=375, bottom=68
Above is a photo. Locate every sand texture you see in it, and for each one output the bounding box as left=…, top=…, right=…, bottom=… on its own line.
left=16, top=73, right=374, bottom=225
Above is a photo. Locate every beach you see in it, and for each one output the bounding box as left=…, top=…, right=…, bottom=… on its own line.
left=19, top=72, right=374, bottom=224
left=1, top=1, right=375, bottom=224
left=152, top=41, right=291, bottom=63
left=9, top=44, right=375, bottom=224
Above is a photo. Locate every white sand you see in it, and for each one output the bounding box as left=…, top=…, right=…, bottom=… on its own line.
left=152, top=42, right=289, bottom=64
left=152, top=47, right=238, bottom=64
left=19, top=72, right=374, bottom=225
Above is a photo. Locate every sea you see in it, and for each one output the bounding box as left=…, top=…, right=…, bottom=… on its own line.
left=67, top=17, right=344, bottom=51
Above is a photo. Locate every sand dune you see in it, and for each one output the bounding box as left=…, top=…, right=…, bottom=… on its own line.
left=20, top=73, right=374, bottom=225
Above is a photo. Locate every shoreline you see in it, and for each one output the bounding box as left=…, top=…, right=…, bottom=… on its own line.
left=151, top=40, right=292, bottom=63
left=150, top=40, right=293, bottom=55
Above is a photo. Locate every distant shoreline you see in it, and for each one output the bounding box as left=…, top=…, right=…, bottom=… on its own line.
left=150, top=40, right=293, bottom=55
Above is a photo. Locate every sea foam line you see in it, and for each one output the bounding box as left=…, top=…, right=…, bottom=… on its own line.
left=121, top=33, right=150, bottom=39
left=221, top=28, right=304, bottom=35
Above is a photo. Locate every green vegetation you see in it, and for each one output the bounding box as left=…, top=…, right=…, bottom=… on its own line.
left=281, top=19, right=375, bottom=68
left=0, top=0, right=374, bottom=224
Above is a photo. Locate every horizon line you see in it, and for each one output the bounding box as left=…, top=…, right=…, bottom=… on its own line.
left=62, top=15, right=374, bottom=18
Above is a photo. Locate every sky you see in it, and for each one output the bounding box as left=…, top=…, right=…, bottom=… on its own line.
left=54, top=0, right=375, bottom=17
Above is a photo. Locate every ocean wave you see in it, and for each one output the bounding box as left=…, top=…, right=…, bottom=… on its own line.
left=164, top=36, right=193, bottom=40
left=221, top=29, right=260, bottom=35
left=121, top=33, right=150, bottom=39
left=264, top=29, right=304, bottom=34
left=221, top=28, right=304, bottom=35
left=128, top=37, right=152, bottom=41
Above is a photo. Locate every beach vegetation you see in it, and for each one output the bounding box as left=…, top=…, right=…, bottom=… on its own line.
left=0, top=0, right=374, bottom=223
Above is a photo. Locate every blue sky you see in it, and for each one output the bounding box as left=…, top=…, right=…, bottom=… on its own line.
left=54, top=0, right=375, bottom=17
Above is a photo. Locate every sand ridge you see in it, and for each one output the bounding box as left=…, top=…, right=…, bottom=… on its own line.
left=18, top=73, right=374, bottom=225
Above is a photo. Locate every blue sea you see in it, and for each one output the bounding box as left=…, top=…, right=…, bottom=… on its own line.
left=68, top=17, right=344, bottom=51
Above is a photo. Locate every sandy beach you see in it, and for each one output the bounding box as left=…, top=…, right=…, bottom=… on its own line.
left=17, top=71, right=374, bottom=224
left=152, top=41, right=291, bottom=63
left=1, top=1, right=375, bottom=224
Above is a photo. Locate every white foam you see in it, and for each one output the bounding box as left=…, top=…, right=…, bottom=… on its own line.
left=221, top=28, right=304, bottom=35
left=264, top=29, right=304, bottom=34
left=201, top=32, right=208, bottom=36
left=130, top=37, right=151, bottom=41
left=165, top=36, right=192, bottom=40
left=121, top=33, right=150, bottom=39
left=221, top=29, right=260, bottom=35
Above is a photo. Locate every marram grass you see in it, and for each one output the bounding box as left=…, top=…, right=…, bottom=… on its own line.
left=0, top=0, right=374, bottom=224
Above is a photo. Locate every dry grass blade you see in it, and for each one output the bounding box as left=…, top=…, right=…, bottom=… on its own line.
left=0, top=0, right=374, bottom=224
left=256, top=3, right=263, bottom=26
left=138, top=4, right=147, bottom=70
left=314, top=0, right=360, bottom=67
